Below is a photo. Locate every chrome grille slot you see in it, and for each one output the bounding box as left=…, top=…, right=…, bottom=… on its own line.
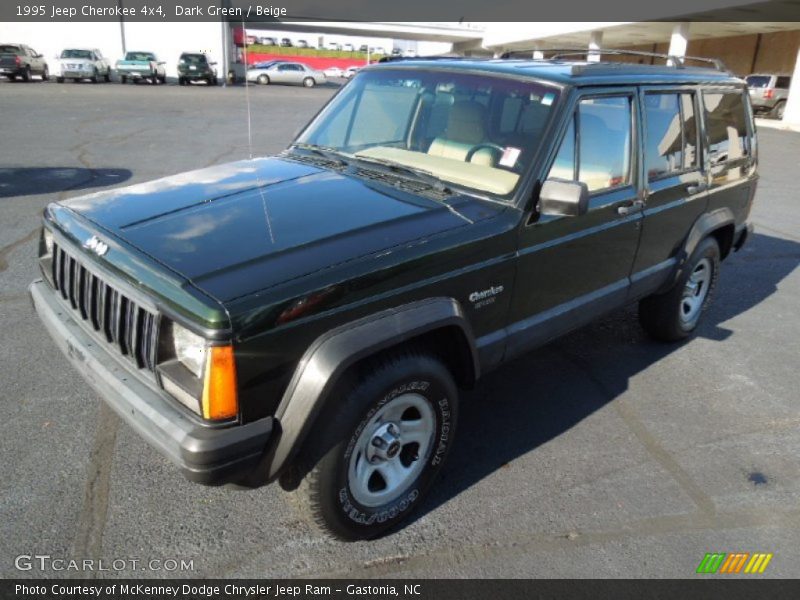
left=51, top=243, right=159, bottom=373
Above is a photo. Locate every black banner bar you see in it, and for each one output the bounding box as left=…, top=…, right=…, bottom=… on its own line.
left=1, top=0, right=800, bottom=22
left=4, top=579, right=800, bottom=600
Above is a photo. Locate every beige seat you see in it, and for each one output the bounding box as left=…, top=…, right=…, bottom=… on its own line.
left=427, top=101, right=496, bottom=166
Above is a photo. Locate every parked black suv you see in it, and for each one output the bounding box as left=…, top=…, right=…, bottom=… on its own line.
left=177, top=52, right=218, bottom=86
left=31, top=54, right=756, bottom=540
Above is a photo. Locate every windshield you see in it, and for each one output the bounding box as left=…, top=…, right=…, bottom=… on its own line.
left=61, top=49, right=92, bottom=59
left=746, top=75, right=772, bottom=88
left=125, top=52, right=155, bottom=62
left=180, top=54, right=207, bottom=64
left=296, top=68, right=560, bottom=198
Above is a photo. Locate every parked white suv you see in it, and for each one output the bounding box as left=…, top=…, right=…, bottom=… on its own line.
left=56, top=48, right=111, bottom=83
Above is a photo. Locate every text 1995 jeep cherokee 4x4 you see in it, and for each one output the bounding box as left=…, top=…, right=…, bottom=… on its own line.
left=30, top=53, right=756, bottom=540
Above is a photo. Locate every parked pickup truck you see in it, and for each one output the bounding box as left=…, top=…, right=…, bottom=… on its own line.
left=31, top=54, right=757, bottom=541
left=116, top=51, right=166, bottom=84
left=0, top=43, right=48, bottom=81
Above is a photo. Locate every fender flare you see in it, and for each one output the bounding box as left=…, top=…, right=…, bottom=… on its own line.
left=266, top=297, right=478, bottom=479
left=665, top=207, right=735, bottom=291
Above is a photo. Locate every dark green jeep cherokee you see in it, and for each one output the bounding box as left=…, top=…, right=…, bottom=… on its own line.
left=30, top=55, right=756, bottom=540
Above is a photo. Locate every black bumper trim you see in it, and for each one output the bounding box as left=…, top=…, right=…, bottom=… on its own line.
left=29, top=279, right=273, bottom=485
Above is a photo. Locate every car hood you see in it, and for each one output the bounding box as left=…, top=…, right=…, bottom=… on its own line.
left=61, top=156, right=503, bottom=303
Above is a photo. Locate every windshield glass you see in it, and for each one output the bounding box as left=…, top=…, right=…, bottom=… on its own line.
left=125, top=52, right=155, bottom=62
left=745, top=75, right=772, bottom=88
left=61, top=49, right=92, bottom=59
left=296, top=68, right=560, bottom=198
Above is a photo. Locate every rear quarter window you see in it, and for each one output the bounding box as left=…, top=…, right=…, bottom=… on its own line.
left=703, top=91, right=750, bottom=167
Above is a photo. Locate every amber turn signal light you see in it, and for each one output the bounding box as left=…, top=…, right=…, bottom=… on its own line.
left=202, top=345, right=238, bottom=420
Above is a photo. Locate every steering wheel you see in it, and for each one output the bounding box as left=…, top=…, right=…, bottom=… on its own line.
left=465, top=143, right=507, bottom=164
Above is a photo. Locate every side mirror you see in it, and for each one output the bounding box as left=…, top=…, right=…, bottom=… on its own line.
left=210, top=61, right=217, bottom=66
left=539, top=178, right=589, bottom=217
left=158, top=61, right=166, bottom=65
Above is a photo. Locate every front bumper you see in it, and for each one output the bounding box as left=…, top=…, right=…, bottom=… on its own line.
left=29, top=279, right=273, bottom=484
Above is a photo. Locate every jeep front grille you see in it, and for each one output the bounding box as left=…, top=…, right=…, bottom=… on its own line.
left=51, top=243, right=159, bottom=372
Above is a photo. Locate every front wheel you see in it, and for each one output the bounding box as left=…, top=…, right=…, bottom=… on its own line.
left=41, top=65, right=49, bottom=81
left=639, top=236, right=720, bottom=342
left=772, top=101, right=786, bottom=120
left=302, top=77, right=315, bottom=88
left=90, top=68, right=98, bottom=83
left=104, top=70, right=111, bottom=82
left=290, top=351, right=458, bottom=540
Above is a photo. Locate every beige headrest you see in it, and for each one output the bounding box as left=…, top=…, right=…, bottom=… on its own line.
left=445, top=101, right=487, bottom=144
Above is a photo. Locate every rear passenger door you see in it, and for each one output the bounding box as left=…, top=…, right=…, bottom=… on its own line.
left=509, top=88, right=643, bottom=348
left=630, top=88, right=708, bottom=295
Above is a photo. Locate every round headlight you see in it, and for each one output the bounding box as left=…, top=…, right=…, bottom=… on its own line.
left=172, top=322, right=206, bottom=378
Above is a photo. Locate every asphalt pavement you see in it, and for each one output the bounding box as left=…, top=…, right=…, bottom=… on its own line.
left=1, top=79, right=799, bottom=578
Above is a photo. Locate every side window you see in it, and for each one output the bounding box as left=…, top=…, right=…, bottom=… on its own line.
left=644, top=93, right=682, bottom=179
left=703, top=91, right=749, bottom=166
left=549, top=96, right=632, bottom=192
left=776, top=76, right=791, bottom=89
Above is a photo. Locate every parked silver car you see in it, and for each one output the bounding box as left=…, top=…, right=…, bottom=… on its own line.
left=746, top=73, right=791, bottom=119
left=245, top=61, right=326, bottom=87
left=55, top=48, right=111, bottom=83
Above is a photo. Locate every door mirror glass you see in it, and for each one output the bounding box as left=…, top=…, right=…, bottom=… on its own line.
left=539, top=178, right=589, bottom=217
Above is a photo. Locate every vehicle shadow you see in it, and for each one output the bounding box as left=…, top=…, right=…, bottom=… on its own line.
left=408, top=231, right=800, bottom=527
left=0, top=167, right=132, bottom=198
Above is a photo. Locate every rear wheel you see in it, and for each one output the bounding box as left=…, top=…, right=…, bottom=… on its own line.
left=104, top=70, right=111, bottom=82
left=772, top=100, right=786, bottom=120
left=257, top=74, right=269, bottom=85
left=290, top=351, right=458, bottom=540
left=639, top=237, right=720, bottom=342
left=41, top=65, right=49, bottom=81
left=56, top=76, right=64, bottom=83
left=303, top=77, right=315, bottom=88
left=120, top=75, right=127, bottom=84
left=22, top=66, right=31, bottom=81
left=90, top=68, right=98, bottom=83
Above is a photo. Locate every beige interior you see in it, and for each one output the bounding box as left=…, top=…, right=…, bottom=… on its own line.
left=426, top=101, right=496, bottom=167
left=356, top=146, right=519, bottom=196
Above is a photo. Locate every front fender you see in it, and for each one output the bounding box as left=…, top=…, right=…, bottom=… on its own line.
left=265, top=297, right=478, bottom=479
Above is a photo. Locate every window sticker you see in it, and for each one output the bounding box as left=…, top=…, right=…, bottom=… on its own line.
left=500, top=146, right=522, bottom=167
left=541, top=93, right=555, bottom=106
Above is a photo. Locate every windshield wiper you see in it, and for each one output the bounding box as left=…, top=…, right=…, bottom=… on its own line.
left=291, top=143, right=349, bottom=168
left=352, top=155, right=453, bottom=195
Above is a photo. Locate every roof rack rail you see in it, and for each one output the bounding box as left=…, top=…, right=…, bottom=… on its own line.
left=500, top=48, right=729, bottom=73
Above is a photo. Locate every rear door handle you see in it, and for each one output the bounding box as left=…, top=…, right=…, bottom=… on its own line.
left=617, top=199, right=645, bottom=216
left=687, top=182, right=708, bottom=195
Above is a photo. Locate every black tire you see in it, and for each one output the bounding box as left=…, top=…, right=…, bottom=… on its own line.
left=206, top=75, right=214, bottom=86
left=303, top=77, right=315, bottom=88
left=120, top=75, right=127, bottom=84
left=104, top=71, right=111, bottom=82
left=22, top=66, right=31, bottom=81
left=178, top=76, right=186, bottom=86
left=772, top=101, right=786, bottom=120
left=159, top=75, right=166, bottom=84
left=257, top=74, right=269, bottom=85
left=56, top=77, right=64, bottom=83
left=639, top=236, right=720, bottom=342
left=41, top=65, right=49, bottom=81
left=90, top=68, right=98, bottom=83
left=290, top=351, right=458, bottom=540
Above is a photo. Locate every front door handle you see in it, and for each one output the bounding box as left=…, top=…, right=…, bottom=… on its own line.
left=617, top=199, right=645, bottom=216
left=687, top=182, right=708, bottom=195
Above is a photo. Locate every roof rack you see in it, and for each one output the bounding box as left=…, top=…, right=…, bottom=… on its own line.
left=500, top=48, right=729, bottom=73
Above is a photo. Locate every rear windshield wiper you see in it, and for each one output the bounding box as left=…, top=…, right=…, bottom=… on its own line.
left=291, top=143, right=350, bottom=168
left=352, top=155, right=453, bottom=195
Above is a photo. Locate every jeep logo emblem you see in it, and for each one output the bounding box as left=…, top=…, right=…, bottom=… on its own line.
left=83, top=235, right=109, bottom=257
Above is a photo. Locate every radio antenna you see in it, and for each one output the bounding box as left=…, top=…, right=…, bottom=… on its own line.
left=239, top=19, right=275, bottom=244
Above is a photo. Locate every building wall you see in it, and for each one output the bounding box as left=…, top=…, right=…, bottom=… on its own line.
left=619, top=30, right=800, bottom=76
